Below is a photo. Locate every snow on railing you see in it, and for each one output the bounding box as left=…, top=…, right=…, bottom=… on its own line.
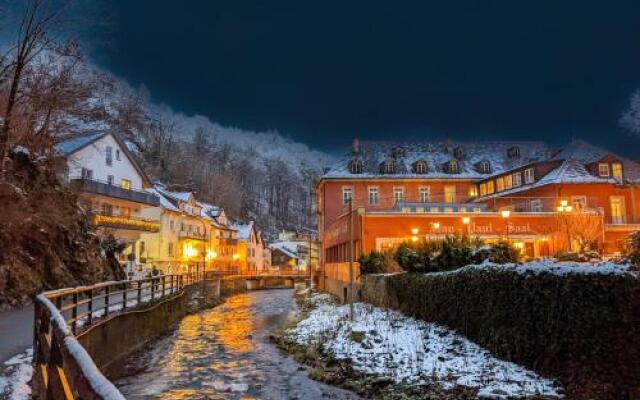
left=32, top=272, right=204, bottom=400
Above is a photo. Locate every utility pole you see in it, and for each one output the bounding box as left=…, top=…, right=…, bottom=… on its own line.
left=348, top=198, right=354, bottom=321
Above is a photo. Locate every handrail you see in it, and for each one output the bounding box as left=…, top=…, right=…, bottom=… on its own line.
left=33, top=272, right=206, bottom=400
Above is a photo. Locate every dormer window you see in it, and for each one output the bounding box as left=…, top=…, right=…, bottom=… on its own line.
left=507, top=146, right=521, bottom=158
left=477, top=160, right=491, bottom=174
left=444, top=160, right=460, bottom=174
left=598, top=163, right=610, bottom=177
left=413, top=160, right=428, bottom=174
left=381, top=160, right=395, bottom=174
left=612, top=163, right=623, bottom=180
left=453, top=146, right=465, bottom=160
left=349, top=159, right=363, bottom=174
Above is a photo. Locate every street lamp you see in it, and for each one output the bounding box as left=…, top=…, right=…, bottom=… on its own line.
left=557, top=200, right=573, bottom=251
left=462, top=216, right=471, bottom=235
left=411, top=227, right=419, bottom=235
left=501, top=209, right=511, bottom=242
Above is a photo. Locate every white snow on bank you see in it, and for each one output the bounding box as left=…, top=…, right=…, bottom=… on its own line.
left=0, top=348, right=33, bottom=400
left=448, top=260, right=636, bottom=278
left=286, top=300, right=562, bottom=398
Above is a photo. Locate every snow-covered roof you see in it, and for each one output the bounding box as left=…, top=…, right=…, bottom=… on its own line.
left=55, top=132, right=107, bottom=156
left=230, top=221, right=254, bottom=241
left=146, top=187, right=180, bottom=212
left=323, top=140, right=548, bottom=179
left=154, top=187, right=194, bottom=204
left=269, top=241, right=299, bottom=258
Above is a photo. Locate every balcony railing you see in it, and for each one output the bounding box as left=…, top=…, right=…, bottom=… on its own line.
left=178, top=230, right=207, bottom=240
left=91, top=212, right=160, bottom=232
left=71, top=178, right=160, bottom=206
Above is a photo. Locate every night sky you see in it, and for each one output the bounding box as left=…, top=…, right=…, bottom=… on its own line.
left=87, top=1, right=640, bottom=156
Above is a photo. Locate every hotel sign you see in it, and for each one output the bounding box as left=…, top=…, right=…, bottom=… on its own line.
left=93, top=214, right=160, bottom=232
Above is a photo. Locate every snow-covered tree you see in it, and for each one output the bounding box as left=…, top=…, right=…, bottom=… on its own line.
left=620, top=89, right=640, bottom=135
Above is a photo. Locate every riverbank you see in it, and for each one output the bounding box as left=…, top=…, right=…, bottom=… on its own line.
left=273, top=291, right=563, bottom=400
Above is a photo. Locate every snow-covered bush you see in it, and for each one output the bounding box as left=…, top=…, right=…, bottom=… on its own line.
left=625, top=230, right=640, bottom=269
left=555, top=250, right=600, bottom=262
left=358, top=251, right=387, bottom=274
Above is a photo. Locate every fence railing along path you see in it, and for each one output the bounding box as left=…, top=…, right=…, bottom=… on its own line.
left=32, top=271, right=206, bottom=400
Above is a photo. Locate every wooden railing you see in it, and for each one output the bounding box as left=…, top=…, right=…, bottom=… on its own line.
left=33, top=272, right=204, bottom=400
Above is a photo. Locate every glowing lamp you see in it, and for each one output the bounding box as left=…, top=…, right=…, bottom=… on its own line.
left=501, top=210, right=511, bottom=219
left=411, top=235, right=418, bottom=243
left=560, top=199, right=568, bottom=207
left=206, top=250, right=218, bottom=260
left=411, top=228, right=419, bottom=235
left=432, top=222, right=440, bottom=230
left=462, top=217, right=471, bottom=224
left=565, top=205, right=573, bottom=212
left=556, top=206, right=564, bottom=212
left=232, top=253, right=240, bottom=261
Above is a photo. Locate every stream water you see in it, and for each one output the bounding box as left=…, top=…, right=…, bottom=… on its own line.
left=114, top=289, right=360, bottom=400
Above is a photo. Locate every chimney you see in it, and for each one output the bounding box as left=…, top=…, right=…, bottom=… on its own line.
left=352, top=137, right=360, bottom=155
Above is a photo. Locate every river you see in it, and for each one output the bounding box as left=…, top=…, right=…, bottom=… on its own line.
left=114, top=289, right=360, bottom=400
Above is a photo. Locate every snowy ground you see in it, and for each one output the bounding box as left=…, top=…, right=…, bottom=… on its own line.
left=285, top=296, right=562, bottom=399
left=0, top=349, right=33, bottom=400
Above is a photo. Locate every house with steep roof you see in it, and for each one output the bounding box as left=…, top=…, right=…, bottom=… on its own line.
left=56, top=132, right=160, bottom=274
left=230, top=221, right=267, bottom=272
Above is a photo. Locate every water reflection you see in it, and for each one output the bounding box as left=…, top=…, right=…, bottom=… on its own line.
left=116, top=289, right=360, bottom=400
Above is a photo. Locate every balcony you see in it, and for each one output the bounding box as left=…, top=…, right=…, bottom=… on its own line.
left=393, top=201, right=489, bottom=214
left=91, top=212, right=160, bottom=232
left=71, top=178, right=160, bottom=206
left=178, top=230, right=207, bottom=241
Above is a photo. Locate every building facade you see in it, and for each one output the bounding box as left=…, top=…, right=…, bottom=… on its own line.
left=317, top=139, right=640, bottom=265
left=57, top=132, right=161, bottom=274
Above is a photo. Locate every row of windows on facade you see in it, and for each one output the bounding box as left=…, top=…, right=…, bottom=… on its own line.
left=165, top=243, right=236, bottom=258
left=349, top=158, right=478, bottom=175
left=165, top=218, right=237, bottom=239
left=81, top=168, right=132, bottom=189
left=342, top=186, right=460, bottom=205
left=478, top=168, right=533, bottom=196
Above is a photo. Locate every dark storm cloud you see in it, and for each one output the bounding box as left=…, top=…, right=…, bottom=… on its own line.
left=87, top=0, right=640, bottom=156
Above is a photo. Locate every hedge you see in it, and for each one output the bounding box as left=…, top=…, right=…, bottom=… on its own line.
left=362, top=267, right=640, bottom=399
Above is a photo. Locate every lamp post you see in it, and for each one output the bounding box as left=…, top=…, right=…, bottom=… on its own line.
left=411, top=227, right=419, bottom=243
left=556, top=200, right=573, bottom=251
left=462, top=216, right=471, bottom=236
left=501, top=209, right=511, bottom=242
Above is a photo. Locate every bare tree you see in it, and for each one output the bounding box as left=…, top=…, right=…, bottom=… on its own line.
left=559, top=211, right=603, bottom=253
left=620, top=89, right=640, bottom=136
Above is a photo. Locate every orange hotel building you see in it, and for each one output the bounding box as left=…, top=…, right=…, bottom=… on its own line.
left=317, top=139, right=640, bottom=266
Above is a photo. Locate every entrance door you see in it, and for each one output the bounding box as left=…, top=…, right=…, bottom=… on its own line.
left=610, top=196, right=626, bottom=224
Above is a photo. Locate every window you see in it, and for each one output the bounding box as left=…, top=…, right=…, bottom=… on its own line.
left=393, top=187, right=404, bottom=204
left=444, top=207, right=454, bottom=213
left=414, top=161, right=427, bottom=174
left=102, top=203, right=113, bottom=216
left=468, top=186, right=478, bottom=197
left=429, top=207, right=439, bottom=213
left=168, top=242, right=174, bottom=257
left=479, top=183, right=487, bottom=196
left=598, top=163, right=610, bottom=177
left=116, top=150, right=121, bottom=161
left=610, top=196, right=626, bottom=224
left=107, top=175, right=114, bottom=185
left=81, top=168, right=93, bottom=180
left=342, top=187, right=353, bottom=205
left=496, top=177, right=505, bottom=192
left=139, top=241, right=146, bottom=257
left=504, top=174, right=513, bottom=190
left=382, top=161, right=395, bottom=174
left=170, top=219, right=175, bottom=231
left=478, top=161, right=491, bottom=174
left=121, top=179, right=132, bottom=190
left=121, top=206, right=131, bottom=218
left=572, top=196, right=587, bottom=212
left=444, top=185, right=456, bottom=203
left=512, top=172, right=522, bottom=187
left=349, top=159, right=362, bottom=174
left=612, top=163, right=623, bottom=180
left=473, top=207, right=482, bottom=213
left=445, top=160, right=459, bottom=174
left=459, top=207, right=467, bottom=213
left=524, top=168, right=535, bottom=184
left=368, top=187, right=379, bottom=205
left=419, top=187, right=430, bottom=203
left=530, top=199, right=543, bottom=212
left=486, top=180, right=495, bottom=194
left=105, top=146, right=113, bottom=166
left=507, top=146, right=520, bottom=158
left=453, top=146, right=465, bottom=159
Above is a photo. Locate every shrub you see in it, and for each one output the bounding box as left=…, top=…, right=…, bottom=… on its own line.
left=555, top=250, right=600, bottom=262
left=482, top=241, right=520, bottom=264
left=626, top=231, right=640, bottom=267
left=363, top=267, right=640, bottom=399
left=358, top=251, right=387, bottom=274
left=394, top=243, right=428, bottom=273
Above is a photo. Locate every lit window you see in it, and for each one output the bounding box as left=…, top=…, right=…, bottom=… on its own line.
left=430, top=207, right=439, bottom=213
left=598, top=163, right=610, bottom=177
left=473, top=207, right=482, bottom=213
left=444, top=207, right=454, bottom=213
left=168, top=243, right=174, bottom=257
left=459, top=207, right=467, bottom=213
left=479, top=183, right=487, bottom=196
left=487, top=180, right=495, bottom=194
left=504, top=174, right=513, bottom=189
left=342, top=187, right=353, bottom=205
left=496, top=177, right=505, bottom=192
left=468, top=186, right=478, bottom=197
left=368, top=187, right=379, bottom=205
left=393, top=187, right=405, bottom=204
left=612, top=163, right=623, bottom=180
left=524, top=168, right=535, bottom=184
left=444, top=185, right=456, bottom=203
left=419, top=187, right=430, bottom=203
left=512, top=172, right=522, bottom=187
left=121, top=179, right=132, bottom=190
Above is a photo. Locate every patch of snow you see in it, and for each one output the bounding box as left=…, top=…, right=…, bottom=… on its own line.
left=446, top=260, right=636, bottom=278
left=0, top=349, right=33, bottom=400
left=285, top=302, right=562, bottom=398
